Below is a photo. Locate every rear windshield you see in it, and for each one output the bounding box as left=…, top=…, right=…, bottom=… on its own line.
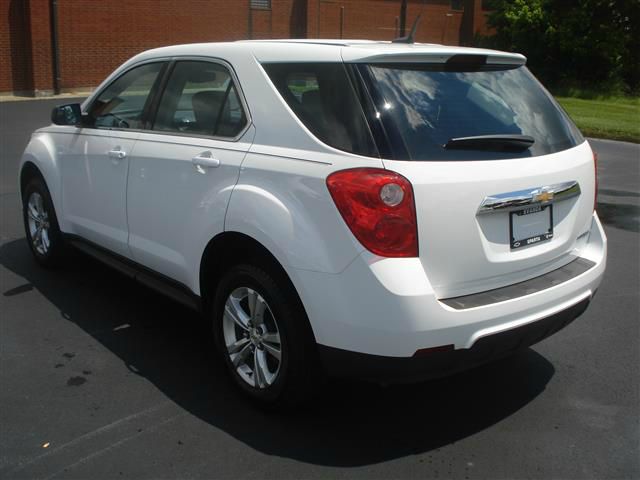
left=358, top=63, right=584, bottom=161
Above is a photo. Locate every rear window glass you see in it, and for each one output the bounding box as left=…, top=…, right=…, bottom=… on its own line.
left=153, top=61, right=247, bottom=138
left=359, top=64, right=584, bottom=161
left=263, top=63, right=378, bottom=158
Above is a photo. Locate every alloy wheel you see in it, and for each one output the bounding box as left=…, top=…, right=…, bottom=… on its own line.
left=222, top=287, right=282, bottom=389
left=27, top=192, right=51, bottom=255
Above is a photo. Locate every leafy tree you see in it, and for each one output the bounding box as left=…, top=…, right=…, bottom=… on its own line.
left=478, top=0, right=639, bottom=94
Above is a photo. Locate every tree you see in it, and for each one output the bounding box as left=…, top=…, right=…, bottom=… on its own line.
left=479, top=0, right=639, bottom=94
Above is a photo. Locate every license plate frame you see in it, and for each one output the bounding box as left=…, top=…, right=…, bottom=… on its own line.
left=509, top=204, right=553, bottom=249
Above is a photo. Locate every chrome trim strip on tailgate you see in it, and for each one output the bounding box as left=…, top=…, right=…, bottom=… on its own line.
left=440, top=257, right=596, bottom=310
left=477, top=181, right=581, bottom=214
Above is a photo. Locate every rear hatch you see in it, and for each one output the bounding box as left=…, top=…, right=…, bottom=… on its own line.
left=353, top=54, right=596, bottom=298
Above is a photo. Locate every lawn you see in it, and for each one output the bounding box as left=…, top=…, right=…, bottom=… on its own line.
left=556, top=96, right=639, bottom=143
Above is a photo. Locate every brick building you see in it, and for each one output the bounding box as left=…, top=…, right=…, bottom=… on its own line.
left=0, top=0, right=491, bottom=96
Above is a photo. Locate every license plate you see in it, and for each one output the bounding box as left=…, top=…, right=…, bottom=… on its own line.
left=510, top=205, right=553, bottom=249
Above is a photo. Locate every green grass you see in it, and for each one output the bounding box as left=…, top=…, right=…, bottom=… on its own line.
left=556, top=96, right=640, bottom=143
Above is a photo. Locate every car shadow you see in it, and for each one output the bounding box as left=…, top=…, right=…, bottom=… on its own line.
left=0, top=238, right=555, bottom=467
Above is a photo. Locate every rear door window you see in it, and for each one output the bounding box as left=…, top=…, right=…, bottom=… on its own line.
left=359, top=63, right=584, bottom=161
left=263, top=63, right=378, bottom=158
left=152, top=61, right=247, bottom=138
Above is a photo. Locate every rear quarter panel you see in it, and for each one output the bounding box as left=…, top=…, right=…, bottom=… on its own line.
left=224, top=49, right=385, bottom=275
left=225, top=150, right=370, bottom=275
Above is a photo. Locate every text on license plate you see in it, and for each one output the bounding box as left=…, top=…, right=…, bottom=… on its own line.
left=510, top=205, right=553, bottom=249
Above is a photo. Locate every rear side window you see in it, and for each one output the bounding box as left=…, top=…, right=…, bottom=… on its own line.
left=359, top=63, right=584, bottom=161
left=153, top=61, right=247, bottom=138
left=263, top=63, right=378, bottom=158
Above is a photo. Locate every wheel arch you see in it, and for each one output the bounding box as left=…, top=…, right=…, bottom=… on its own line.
left=199, top=231, right=316, bottom=342
left=19, top=161, right=45, bottom=198
left=19, top=133, right=64, bottom=229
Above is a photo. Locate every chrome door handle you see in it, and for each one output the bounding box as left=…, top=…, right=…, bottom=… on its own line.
left=192, top=152, right=220, bottom=169
left=108, top=148, right=127, bottom=160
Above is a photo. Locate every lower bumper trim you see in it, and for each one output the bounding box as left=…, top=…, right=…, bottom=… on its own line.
left=440, top=257, right=595, bottom=310
left=318, top=297, right=590, bottom=384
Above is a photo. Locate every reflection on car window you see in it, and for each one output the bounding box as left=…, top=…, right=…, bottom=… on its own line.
left=286, top=73, right=319, bottom=102
left=88, top=62, right=164, bottom=130
left=361, top=64, right=583, bottom=161
left=263, top=63, right=378, bottom=158
left=152, top=61, right=247, bottom=138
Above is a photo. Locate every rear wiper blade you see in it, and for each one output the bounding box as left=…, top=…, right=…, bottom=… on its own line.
left=443, top=134, right=535, bottom=152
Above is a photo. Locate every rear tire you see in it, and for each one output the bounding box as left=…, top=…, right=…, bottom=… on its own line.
left=212, top=263, right=318, bottom=408
left=22, top=176, right=66, bottom=268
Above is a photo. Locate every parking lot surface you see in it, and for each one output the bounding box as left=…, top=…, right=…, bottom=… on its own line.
left=1, top=98, right=638, bottom=479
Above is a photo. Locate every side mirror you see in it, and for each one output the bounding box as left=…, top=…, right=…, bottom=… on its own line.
left=51, top=103, right=83, bottom=126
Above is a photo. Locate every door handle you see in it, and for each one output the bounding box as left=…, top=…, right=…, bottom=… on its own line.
left=192, top=152, right=220, bottom=169
left=108, top=148, right=127, bottom=160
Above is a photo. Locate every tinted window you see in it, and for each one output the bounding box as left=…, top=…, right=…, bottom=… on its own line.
left=153, top=61, right=247, bottom=138
left=88, top=62, right=164, bottom=129
left=360, top=64, right=584, bottom=161
left=263, top=63, right=378, bottom=158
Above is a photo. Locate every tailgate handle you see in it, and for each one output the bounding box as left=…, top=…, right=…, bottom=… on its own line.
left=477, top=181, right=581, bottom=214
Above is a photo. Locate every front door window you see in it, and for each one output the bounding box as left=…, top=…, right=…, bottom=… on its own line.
left=88, top=62, right=164, bottom=130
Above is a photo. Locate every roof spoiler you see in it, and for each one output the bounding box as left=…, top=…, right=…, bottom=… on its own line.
left=342, top=50, right=527, bottom=66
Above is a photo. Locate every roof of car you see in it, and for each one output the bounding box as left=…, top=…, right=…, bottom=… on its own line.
left=133, top=39, right=526, bottom=66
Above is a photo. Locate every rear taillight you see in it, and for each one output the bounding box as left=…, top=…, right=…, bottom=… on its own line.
left=593, top=150, right=599, bottom=211
left=326, top=168, right=418, bottom=257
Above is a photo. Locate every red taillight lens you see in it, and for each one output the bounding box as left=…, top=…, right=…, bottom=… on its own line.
left=593, top=150, right=599, bottom=211
left=326, top=168, right=418, bottom=257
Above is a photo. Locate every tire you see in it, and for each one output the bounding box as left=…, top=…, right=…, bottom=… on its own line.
left=22, top=176, right=66, bottom=268
left=212, top=263, right=318, bottom=407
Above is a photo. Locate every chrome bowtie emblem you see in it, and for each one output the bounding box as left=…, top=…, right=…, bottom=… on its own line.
left=533, top=187, right=554, bottom=203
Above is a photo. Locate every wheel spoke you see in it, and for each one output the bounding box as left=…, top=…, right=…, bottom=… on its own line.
left=41, top=229, right=50, bottom=251
left=227, top=337, right=249, bottom=354
left=253, top=349, right=269, bottom=388
left=224, top=296, right=250, bottom=331
left=33, top=226, right=43, bottom=245
left=27, top=207, right=39, bottom=222
left=262, top=342, right=281, bottom=361
left=232, top=343, right=253, bottom=368
left=35, top=194, right=45, bottom=216
left=247, top=289, right=258, bottom=318
left=262, top=332, right=280, bottom=345
left=253, top=296, right=267, bottom=326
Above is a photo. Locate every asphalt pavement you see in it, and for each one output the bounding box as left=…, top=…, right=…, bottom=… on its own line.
left=0, top=98, right=638, bottom=479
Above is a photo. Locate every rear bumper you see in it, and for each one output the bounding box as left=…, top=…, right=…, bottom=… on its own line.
left=318, top=297, right=590, bottom=383
left=289, top=213, right=606, bottom=360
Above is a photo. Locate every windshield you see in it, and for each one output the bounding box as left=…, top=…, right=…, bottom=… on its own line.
left=359, top=64, right=584, bottom=161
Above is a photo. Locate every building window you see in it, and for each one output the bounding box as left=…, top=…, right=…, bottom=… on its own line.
left=450, top=0, right=464, bottom=11
left=250, top=0, right=271, bottom=9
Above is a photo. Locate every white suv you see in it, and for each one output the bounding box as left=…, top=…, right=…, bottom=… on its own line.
left=19, top=40, right=606, bottom=406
